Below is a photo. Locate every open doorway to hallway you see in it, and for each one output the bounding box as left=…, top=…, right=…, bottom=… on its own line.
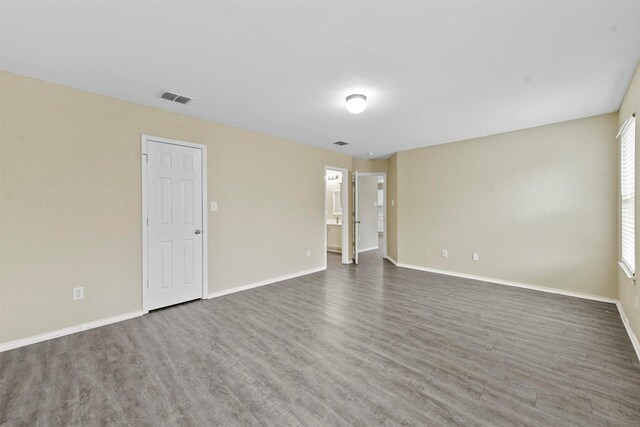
left=324, top=166, right=350, bottom=266
left=354, top=172, right=386, bottom=264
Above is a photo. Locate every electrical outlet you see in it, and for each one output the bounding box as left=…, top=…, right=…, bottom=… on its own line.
left=306, top=250, right=311, bottom=258
left=72, top=287, right=84, bottom=301
left=441, top=249, right=448, bottom=258
left=472, top=253, right=479, bottom=261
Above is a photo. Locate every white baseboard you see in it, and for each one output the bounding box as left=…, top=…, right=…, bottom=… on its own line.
left=0, top=310, right=144, bottom=353
left=395, top=262, right=617, bottom=304
left=391, top=261, right=638, bottom=361
left=4, top=263, right=637, bottom=363
left=0, top=266, right=327, bottom=353
left=358, top=245, right=379, bottom=253
left=385, top=256, right=398, bottom=266
left=616, top=301, right=640, bottom=362
left=208, top=265, right=326, bottom=299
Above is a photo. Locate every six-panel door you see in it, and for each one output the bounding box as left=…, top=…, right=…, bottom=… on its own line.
left=147, top=141, right=203, bottom=310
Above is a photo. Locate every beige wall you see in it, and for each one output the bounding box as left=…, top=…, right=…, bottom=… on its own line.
left=387, top=154, right=398, bottom=261
left=618, top=60, right=640, bottom=340
left=0, top=68, right=630, bottom=346
left=0, top=71, right=351, bottom=344
left=396, top=114, right=618, bottom=298
left=353, top=159, right=387, bottom=174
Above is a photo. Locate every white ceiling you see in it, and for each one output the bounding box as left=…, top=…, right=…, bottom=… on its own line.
left=2, top=1, right=639, bottom=159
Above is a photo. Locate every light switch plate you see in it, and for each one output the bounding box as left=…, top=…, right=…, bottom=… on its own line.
left=210, top=201, right=218, bottom=212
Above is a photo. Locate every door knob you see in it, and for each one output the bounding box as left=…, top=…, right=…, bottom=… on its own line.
left=194, top=229, right=202, bottom=234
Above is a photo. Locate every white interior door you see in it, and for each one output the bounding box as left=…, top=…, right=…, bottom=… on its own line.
left=147, top=141, right=203, bottom=310
left=353, top=170, right=359, bottom=264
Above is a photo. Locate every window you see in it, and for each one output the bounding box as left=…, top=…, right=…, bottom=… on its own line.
left=620, top=114, right=636, bottom=276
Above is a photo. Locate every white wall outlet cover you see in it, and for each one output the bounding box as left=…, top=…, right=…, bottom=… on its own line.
left=472, top=253, right=479, bottom=261
left=306, top=250, right=311, bottom=257
left=441, top=249, right=448, bottom=258
left=210, top=201, right=218, bottom=212
left=391, top=200, right=395, bottom=206
left=72, top=287, right=84, bottom=300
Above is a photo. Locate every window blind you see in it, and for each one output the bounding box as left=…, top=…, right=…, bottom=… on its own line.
left=620, top=115, right=636, bottom=275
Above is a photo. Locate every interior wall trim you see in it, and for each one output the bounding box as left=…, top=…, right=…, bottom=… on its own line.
left=208, top=265, right=327, bottom=300
left=357, top=246, right=380, bottom=253
left=0, top=310, right=144, bottom=353
left=393, top=261, right=639, bottom=361
left=395, top=262, right=617, bottom=303
left=4, top=263, right=637, bottom=363
left=0, top=266, right=328, bottom=353
left=385, top=256, right=399, bottom=266
left=616, top=301, right=640, bottom=362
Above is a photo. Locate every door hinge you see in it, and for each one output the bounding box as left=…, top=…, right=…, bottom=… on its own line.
left=146, top=279, right=149, bottom=289
left=146, top=217, right=149, bottom=226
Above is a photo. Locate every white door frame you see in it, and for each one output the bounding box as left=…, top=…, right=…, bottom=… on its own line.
left=353, top=170, right=359, bottom=264
left=324, top=166, right=350, bottom=265
left=141, top=134, right=208, bottom=313
left=355, top=172, right=387, bottom=259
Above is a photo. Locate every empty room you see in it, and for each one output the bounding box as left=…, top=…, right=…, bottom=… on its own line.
left=2, top=1, right=640, bottom=426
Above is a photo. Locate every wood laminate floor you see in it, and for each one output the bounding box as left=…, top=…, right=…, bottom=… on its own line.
left=1, top=246, right=640, bottom=426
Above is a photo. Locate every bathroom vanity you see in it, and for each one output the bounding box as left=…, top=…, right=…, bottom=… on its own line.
left=327, top=223, right=342, bottom=253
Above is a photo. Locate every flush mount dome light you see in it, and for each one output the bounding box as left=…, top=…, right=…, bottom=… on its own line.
left=345, top=94, right=367, bottom=114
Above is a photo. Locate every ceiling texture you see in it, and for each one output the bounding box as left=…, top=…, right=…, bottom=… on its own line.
left=2, top=1, right=640, bottom=158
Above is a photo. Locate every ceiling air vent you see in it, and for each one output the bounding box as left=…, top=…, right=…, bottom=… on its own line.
left=174, top=95, right=192, bottom=104
left=160, top=91, right=193, bottom=105
left=333, top=141, right=349, bottom=146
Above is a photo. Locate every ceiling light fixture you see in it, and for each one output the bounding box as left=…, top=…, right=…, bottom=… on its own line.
left=345, top=94, right=367, bottom=114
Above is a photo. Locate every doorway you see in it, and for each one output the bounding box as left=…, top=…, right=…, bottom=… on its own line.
left=324, top=166, right=350, bottom=265
left=141, top=135, right=208, bottom=312
left=353, top=172, right=386, bottom=265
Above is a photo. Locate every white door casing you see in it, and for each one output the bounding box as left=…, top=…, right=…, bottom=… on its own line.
left=142, top=136, right=207, bottom=312
left=356, top=172, right=387, bottom=258
left=324, top=166, right=350, bottom=265
left=353, top=170, right=359, bottom=264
